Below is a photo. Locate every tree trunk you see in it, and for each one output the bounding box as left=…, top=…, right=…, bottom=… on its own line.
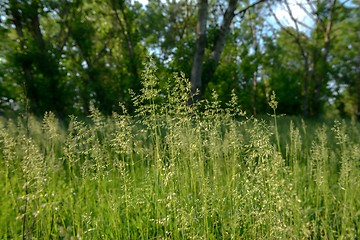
left=28, top=1, right=46, bottom=50
left=206, top=0, right=238, bottom=83
left=303, top=61, right=310, bottom=118
left=9, top=1, right=37, bottom=110
left=313, top=0, right=337, bottom=116
left=252, top=71, right=258, bottom=116
left=357, top=50, right=360, bottom=122
left=111, top=0, right=140, bottom=88
left=190, top=0, right=238, bottom=97
left=250, top=12, right=259, bottom=116
left=311, top=48, right=319, bottom=116
left=190, top=0, right=267, bottom=99
left=10, top=0, right=65, bottom=116
left=190, top=0, right=208, bottom=98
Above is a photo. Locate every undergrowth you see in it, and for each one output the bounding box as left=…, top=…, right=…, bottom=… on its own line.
left=0, top=63, right=359, bottom=239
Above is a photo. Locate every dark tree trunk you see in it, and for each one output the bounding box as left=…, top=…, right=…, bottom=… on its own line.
left=312, top=0, right=336, bottom=116
left=10, top=0, right=65, bottom=116
left=9, top=1, right=37, bottom=110
left=111, top=0, right=140, bottom=88
left=357, top=50, right=360, bottom=122
left=303, top=60, right=310, bottom=118
left=250, top=13, right=259, bottom=116
left=206, top=0, right=238, bottom=84
left=190, top=0, right=208, bottom=98
left=252, top=71, right=258, bottom=116
left=28, top=1, right=46, bottom=50
left=311, top=48, right=319, bottom=116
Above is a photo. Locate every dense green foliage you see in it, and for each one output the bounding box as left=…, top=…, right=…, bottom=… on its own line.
left=1, top=73, right=359, bottom=239
left=0, top=0, right=359, bottom=119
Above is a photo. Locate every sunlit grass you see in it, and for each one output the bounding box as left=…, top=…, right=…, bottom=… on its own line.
left=1, top=66, right=359, bottom=239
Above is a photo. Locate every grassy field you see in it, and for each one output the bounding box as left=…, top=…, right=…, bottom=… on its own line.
left=1, top=73, right=359, bottom=239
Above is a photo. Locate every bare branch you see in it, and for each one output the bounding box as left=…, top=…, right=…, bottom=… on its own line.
left=268, top=1, right=309, bottom=62
left=306, top=0, right=317, bottom=18
left=284, top=0, right=301, bottom=34
left=235, top=0, right=267, bottom=18
left=297, top=20, right=312, bottom=30
left=338, top=0, right=351, bottom=8
left=268, top=2, right=296, bottom=38
left=296, top=1, right=315, bottom=21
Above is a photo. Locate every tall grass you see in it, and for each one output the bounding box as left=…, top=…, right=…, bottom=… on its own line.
left=1, top=65, right=359, bottom=239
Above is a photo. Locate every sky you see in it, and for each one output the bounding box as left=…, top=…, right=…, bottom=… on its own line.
left=135, top=0, right=313, bottom=32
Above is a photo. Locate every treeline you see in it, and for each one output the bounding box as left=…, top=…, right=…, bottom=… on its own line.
left=0, top=0, right=359, bottom=120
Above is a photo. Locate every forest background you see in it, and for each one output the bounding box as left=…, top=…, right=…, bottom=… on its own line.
left=0, top=0, right=359, bottom=120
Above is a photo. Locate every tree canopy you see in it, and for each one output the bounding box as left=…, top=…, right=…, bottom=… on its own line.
left=0, top=0, right=359, bottom=120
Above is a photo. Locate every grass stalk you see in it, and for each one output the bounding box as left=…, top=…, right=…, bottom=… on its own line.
left=1, top=68, right=359, bottom=239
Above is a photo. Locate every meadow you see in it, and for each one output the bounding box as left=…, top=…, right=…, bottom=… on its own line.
left=1, top=72, right=359, bottom=239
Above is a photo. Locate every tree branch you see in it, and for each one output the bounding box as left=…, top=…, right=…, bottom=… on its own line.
left=284, top=0, right=302, bottom=35
left=235, top=0, right=267, bottom=18
left=268, top=3, right=296, bottom=39
left=296, top=1, right=315, bottom=22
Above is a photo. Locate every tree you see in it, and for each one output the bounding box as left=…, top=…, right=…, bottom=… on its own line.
left=190, top=0, right=267, bottom=99
left=109, top=0, right=141, bottom=90
left=190, top=0, right=208, bottom=98
left=329, top=1, right=360, bottom=120
left=268, top=0, right=348, bottom=117
left=140, top=0, right=197, bottom=80
left=262, top=31, right=304, bottom=115
left=5, top=0, right=76, bottom=117
left=0, top=3, right=23, bottom=115
left=1, top=0, right=358, bottom=118
left=308, top=0, right=339, bottom=116
left=269, top=0, right=312, bottom=116
left=2, top=0, right=147, bottom=116
left=236, top=2, right=267, bottom=115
